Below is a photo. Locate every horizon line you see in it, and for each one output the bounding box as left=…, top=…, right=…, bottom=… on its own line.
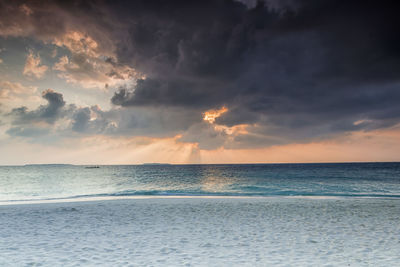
left=1, top=161, right=400, bottom=167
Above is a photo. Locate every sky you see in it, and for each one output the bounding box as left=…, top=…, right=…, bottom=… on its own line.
left=1, top=0, right=400, bottom=165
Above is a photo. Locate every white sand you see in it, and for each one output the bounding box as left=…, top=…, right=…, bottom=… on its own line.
left=1, top=197, right=399, bottom=266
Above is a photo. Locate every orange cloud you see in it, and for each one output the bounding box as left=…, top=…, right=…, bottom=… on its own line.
left=23, top=51, right=48, bottom=79
left=203, top=106, right=228, bottom=124
left=52, top=31, right=140, bottom=90
left=0, top=81, right=40, bottom=109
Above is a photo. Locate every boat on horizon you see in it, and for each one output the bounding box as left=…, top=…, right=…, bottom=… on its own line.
left=85, top=166, right=100, bottom=169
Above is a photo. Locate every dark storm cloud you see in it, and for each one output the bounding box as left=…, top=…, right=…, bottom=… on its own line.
left=109, top=0, right=400, bottom=100
left=6, top=89, right=201, bottom=139
left=107, top=0, right=400, bottom=148
left=0, top=0, right=114, bottom=50
left=9, top=89, right=65, bottom=125
left=71, top=107, right=92, bottom=132
left=111, top=78, right=222, bottom=108
left=2, top=0, right=400, bottom=149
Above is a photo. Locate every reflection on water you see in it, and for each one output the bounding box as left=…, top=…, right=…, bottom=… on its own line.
left=201, top=176, right=236, bottom=193
left=197, top=165, right=237, bottom=193
left=0, top=163, right=400, bottom=201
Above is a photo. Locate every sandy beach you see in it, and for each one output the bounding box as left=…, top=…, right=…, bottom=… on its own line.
left=1, top=197, right=399, bottom=266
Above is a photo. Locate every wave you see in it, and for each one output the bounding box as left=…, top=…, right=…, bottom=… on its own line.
left=2, top=190, right=400, bottom=205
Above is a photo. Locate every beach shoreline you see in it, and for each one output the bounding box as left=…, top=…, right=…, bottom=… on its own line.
left=2, top=194, right=399, bottom=206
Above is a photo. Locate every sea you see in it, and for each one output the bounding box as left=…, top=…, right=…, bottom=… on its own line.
left=1, top=163, right=400, bottom=266
left=1, top=162, right=400, bottom=203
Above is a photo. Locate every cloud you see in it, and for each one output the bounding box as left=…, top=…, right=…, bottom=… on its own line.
left=51, top=30, right=140, bottom=89
left=0, top=1, right=109, bottom=46
left=0, top=81, right=37, bottom=99
left=0, top=81, right=40, bottom=110
left=53, top=54, right=138, bottom=89
left=9, top=89, right=65, bottom=125
left=235, top=0, right=298, bottom=10
left=6, top=89, right=201, bottom=140
left=4, top=89, right=66, bottom=141
left=178, top=122, right=228, bottom=150
left=107, top=0, right=400, bottom=148
left=6, top=126, right=49, bottom=137
left=111, top=78, right=217, bottom=108
left=2, top=0, right=400, bottom=150
left=0, top=1, right=137, bottom=89
left=23, top=51, right=48, bottom=78
left=0, top=2, right=36, bottom=37
left=53, top=31, right=103, bottom=58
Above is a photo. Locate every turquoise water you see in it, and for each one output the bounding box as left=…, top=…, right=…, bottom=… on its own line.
left=1, top=163, right=400, bottom=266
left=1, top=163, right=400, bottom=202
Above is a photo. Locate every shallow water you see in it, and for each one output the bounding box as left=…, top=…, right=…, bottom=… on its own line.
left=0, top=163, right=400, bottom=203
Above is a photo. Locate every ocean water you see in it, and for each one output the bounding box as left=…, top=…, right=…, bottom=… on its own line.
left=1, top=163, right=400, bottom=266
left=1, top=162, right=400, bottom=203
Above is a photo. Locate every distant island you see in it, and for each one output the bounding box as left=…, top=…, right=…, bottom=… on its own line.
left=24, top=164, right=74, bottom=166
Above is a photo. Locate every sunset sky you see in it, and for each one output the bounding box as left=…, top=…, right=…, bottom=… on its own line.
left=1, top=0, right=400, bottom=165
